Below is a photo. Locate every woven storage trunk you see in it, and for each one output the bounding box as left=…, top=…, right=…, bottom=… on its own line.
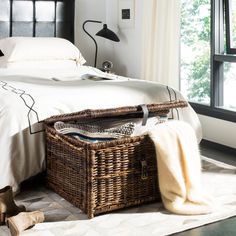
left=44, top=101, right=187, bottom=218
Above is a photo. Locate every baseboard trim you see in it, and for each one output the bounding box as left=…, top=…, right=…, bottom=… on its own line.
left=200, top=139, right=236, bottom=156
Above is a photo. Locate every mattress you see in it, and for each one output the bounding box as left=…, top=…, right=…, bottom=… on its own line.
left=0, top=66, right=202, bottom=190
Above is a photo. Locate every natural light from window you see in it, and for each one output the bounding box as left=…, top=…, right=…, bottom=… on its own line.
left=180, top=0, right=211, bottom=105
left=230, top=0, right=236, bottom=48
left=222, top=0, right=236, bottom=111
left=223, top=63, right=236, bottom=111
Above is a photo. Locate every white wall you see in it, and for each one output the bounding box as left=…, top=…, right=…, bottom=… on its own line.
left=75, top=0, right=143, bottom=78
left=198, top=115, right=236, bottom=149
left=105, top=0, right=143, bottom=78
left=75, top=0, right=108, bottom=67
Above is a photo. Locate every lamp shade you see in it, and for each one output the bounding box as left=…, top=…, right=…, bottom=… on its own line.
left=96, top=24, right=120, bottom=42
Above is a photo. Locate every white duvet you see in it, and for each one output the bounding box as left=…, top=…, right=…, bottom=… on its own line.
left=0, top=66, right=202, bottom=190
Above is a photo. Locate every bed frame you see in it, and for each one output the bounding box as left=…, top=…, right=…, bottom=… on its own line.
left=0, top=0, right=75, bottom=42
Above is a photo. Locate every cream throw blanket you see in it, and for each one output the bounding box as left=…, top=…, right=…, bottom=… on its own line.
left=134, top=120, right=214, bottom=215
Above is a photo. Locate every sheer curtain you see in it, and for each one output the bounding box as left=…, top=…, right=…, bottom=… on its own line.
left=140, top=0, right=181, bottom=90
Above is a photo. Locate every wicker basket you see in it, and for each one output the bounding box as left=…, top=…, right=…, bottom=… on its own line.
left=44, top=101, right=187, bottom=218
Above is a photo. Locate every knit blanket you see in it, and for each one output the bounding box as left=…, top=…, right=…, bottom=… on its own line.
left=142, top=121, right=214, bottom=215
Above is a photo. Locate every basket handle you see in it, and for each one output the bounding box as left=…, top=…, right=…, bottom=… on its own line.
left=139, top=104, right=149, bottom=126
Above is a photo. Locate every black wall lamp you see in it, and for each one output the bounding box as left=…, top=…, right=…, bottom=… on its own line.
left=82, top=20, right=120, bottom=68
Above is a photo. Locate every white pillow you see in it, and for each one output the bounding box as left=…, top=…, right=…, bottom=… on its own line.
left=0, top=37, right=86, bottom=67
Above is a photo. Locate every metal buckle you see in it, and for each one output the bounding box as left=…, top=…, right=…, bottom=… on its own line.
left=141, top=160, right=148, bottom=180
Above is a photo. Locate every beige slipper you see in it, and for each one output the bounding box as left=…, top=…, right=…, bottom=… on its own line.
left=7, top=211, right=45, bottom=236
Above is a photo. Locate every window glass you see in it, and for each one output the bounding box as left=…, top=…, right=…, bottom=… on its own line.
left=223, top=62, right=236, bottom=111
left=229, top=0, right=236, bottom=48
left=180, top=0, right=211, bottom=105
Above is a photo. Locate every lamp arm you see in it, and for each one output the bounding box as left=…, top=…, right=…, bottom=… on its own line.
left=82, top=20, right=102, bottom=68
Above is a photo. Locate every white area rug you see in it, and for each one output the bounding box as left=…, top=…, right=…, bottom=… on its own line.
left=22, top=157, right=236, bottom=236
left=1, top=156, right=236, bottom=236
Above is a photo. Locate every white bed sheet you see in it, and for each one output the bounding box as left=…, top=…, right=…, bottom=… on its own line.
left=0, top=66, right=202, bottom=190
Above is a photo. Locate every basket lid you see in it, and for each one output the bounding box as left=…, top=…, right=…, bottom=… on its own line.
left=44, top=100, right=188, bottom=125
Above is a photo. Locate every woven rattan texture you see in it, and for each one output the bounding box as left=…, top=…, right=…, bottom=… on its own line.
left=45, top=101, right=188, bottom=218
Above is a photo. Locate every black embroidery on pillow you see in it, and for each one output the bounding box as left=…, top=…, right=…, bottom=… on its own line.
left=0, top=50, right=4, bottom=57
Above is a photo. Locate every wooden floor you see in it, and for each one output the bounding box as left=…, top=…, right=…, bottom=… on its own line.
left=173, top=141, right=236, bottom=236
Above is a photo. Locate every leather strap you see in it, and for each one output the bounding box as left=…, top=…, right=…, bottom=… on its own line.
left=139, top=104, right=149, bottom=126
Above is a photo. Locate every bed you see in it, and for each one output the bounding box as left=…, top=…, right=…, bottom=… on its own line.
left=0, top=0, right=202, bottom=191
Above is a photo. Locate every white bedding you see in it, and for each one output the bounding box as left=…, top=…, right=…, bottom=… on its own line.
left=0, top=66, right=202, bottom=190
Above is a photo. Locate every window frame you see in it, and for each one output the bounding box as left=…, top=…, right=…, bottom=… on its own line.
left=189, top=0, right=236, bottom=123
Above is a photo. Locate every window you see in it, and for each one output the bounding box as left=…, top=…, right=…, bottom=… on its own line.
left=181, top=0, right=236, bottom=122
left=180, top=0, right=211, bottom=105
left=225, top=0, right=236, bottom=53
left=223, top=62, right=236, bottom=111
